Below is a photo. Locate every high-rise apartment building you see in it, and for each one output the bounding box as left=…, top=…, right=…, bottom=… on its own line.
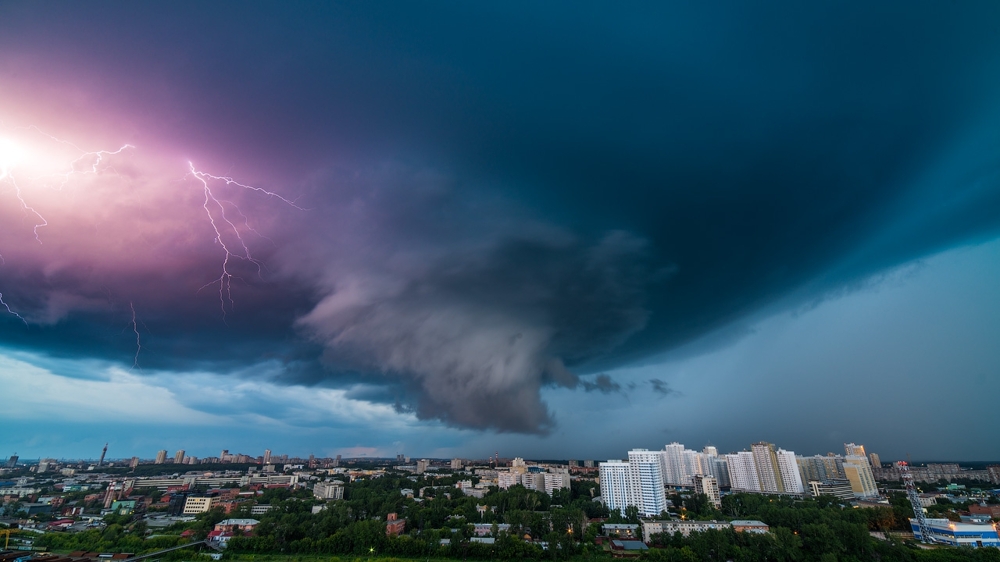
left=751, top=442, right=783, bottom=493
left=174, top=450, right=185, bottom=464
left=155, top=450, right=167, bottom=464
left=451, top=458, right=463, bottom=470
left=545, top=471, right=571, bottom=494
left=661, top=442, right=688, bottom=486
left=775, top=449, right=804, bottom=494
left=726, top=452, right=760, bottom=492
left=130, top=456, right=139, bottom=469
left=600, top=450, right=667, bottom=518
left=797, top=454, right=845, bottom=483
left=694, top=475, right=721, bottom=509
left=843, top=456, right=878, bottom=498
left=729, top=444, right=802, bottom=495
left=629, top=449, right=668, bottom=517
left=263, top=449, right=271, bottom=465
left=844, top=443, right=867, bottom=459
left=869, top=453, right=881, bottom=469
left=599, top=460, right=633, bottom=515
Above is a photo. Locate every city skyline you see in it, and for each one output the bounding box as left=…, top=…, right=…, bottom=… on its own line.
left=2, top=3, right=1000, bottom=460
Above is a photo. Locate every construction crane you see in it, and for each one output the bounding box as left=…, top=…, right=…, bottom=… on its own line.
left=898, top=461, right=931, bottom=543
left=0, top=527, right=17, bottom=550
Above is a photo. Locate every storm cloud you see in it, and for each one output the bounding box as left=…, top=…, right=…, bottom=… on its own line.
left=1, top=1, right=1000, bottom=436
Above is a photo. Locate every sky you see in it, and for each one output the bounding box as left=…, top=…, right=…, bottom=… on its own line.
left=1, top=2, right=999, bottom=462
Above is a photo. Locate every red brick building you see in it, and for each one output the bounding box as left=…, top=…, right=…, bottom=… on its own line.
left=385, top=513, right=405, bottom=537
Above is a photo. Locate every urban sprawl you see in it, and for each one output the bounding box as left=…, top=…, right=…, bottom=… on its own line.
left=2, top=441, right=1000, bottom=562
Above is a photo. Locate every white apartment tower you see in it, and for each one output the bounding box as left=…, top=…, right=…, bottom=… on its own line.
left=628, top=449, right=668, bottom=517
left=775, top=449, right=804, bottom=494
left=661, top=442, right=688, bottom=486
left=599, top=450, right=667, bottom=518
left=599, top=460, right=633, bottom=515
left=726, top=451, right=760, bottom=492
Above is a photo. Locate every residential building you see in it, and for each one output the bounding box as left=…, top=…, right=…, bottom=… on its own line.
left=987, top=465, right=1000, bottom=485
left=797, top=454, right=845, bottom=483
left=183, top=496, right=219, bottom=514
left=130, top=457, right=139, bottom=469
left=545, top=471, right=571, bottom=495
left=599, top=460, right=633, bottom=516
left=731, top=520, right=770, bottom=534
left=807, top=479, right=854, bottom=501
left=775, top=449, right=804, bottom=494
left=844, top=443, right=867, bottom=459
left=521, top=472, right=546, bottom=492
left=693, top=475, right=721, bottom=509
left=751, top=442, right=782, bottom=493
left=603, top=523, right=640, bottom=539
left=497, top=472, right=520, bottom=489
left=661, top=442, right=689, bottom=486
left=726, top=452, right=760, bottom=492
left=643, top=520, right=730, bottom=539
left=869, top=453, right=881, bottom=469
left=451, top=458, right=463, bottom=470
left=263, top=449, right=271, bottom=465
left=313, top=481, right=344, bottom=500
left=416, top=459, right=430, bottom=474
left=628, top=449, right=668, bottom=517
left=842, top=456, right=878, bottom=498
left=155, top=450, right=167, bottom=464
left=174, top=450, right=185, bottom=464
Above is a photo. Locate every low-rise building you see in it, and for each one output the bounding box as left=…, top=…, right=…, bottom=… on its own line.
left=642, top=520, right=730, bottom=539
left=313, top=481, right=344, bottom=500
left=183, top=496, right=219, bottom=515
left=731, top=520, right=770, bottom=534
left=910, top=518, right=1000, bottom=548
left=970, top=504, right=1000, bottom=519
left=603, top=523, right=640, bottom=539
left=472, top=523, right=511, bottom=536
left=214, top=518, right=259, bottom=533
left=385, top=512, right=405, bottom=536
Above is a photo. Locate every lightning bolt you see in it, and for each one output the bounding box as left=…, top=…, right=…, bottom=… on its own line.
left=129, top=301, right=141, bottom=371
left=0, top=126, right=302, bottom=362
left=6, top=172, right=49, bottom=242
left=188, top=162, right=302, bottom=319
left=0, top=291, right=26, bottom=325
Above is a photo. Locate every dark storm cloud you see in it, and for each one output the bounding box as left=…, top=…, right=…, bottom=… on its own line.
left=648, top=379, right=678, bottom=398
left=1, top=1, right=1000, bottom=433
left=581, top=374, right=621, bottom=395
